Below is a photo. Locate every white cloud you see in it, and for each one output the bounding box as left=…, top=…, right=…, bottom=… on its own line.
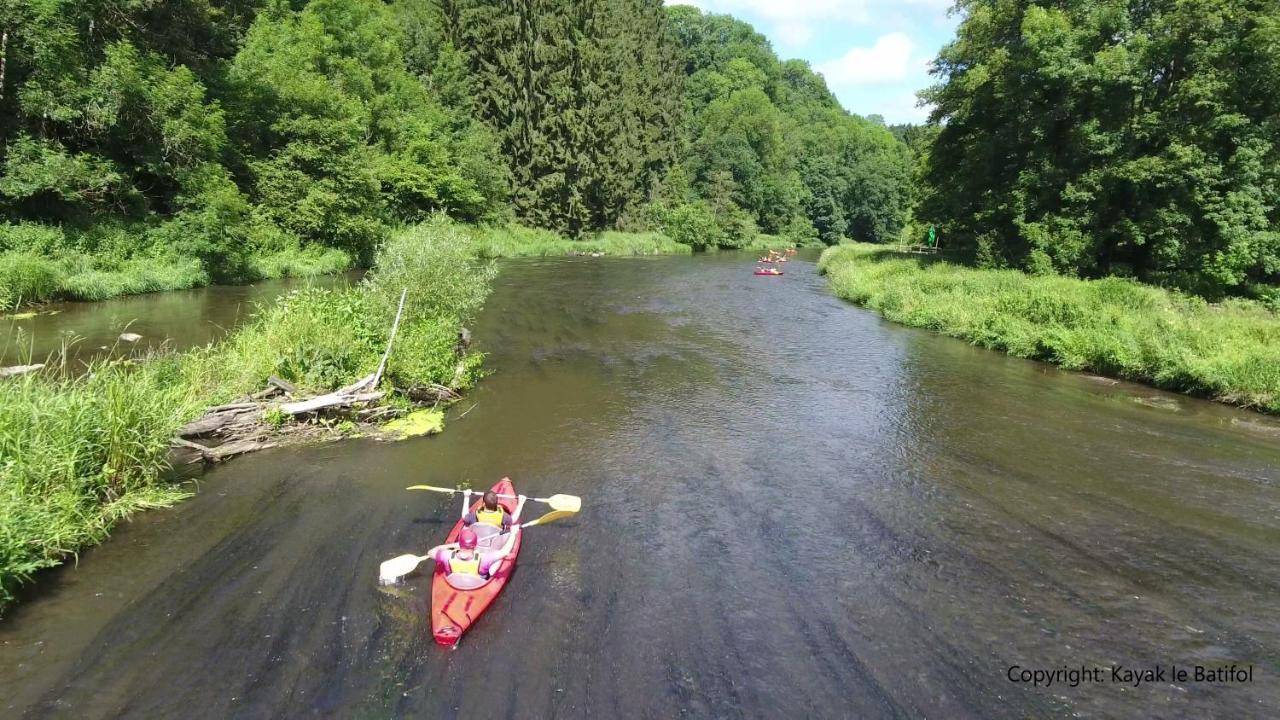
left=815, top=33, right=915, bottom=88
left=774, top=21, right=814, bottom=47
left=879, top=90, right=933, bottom=124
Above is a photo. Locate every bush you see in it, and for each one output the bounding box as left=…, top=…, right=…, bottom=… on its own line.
left=0, top=253, right=62, bottom=308
left=0, top=222, right=67, bottom=254
left=661, top=202, right=724, bottom=250
left=366, top=219, right=496, bottom=324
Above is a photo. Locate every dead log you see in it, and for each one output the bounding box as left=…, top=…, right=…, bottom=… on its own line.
left=173, top=437, right=276, bottom=464
left=178, top=407, right=263, bottom=437
left=0, top=363, right=44, bottom=378
left=267, top=375, right=298, bottom=394
left=281, top=391, right=384, bottom=416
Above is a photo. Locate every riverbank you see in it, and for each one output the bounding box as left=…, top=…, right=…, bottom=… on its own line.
left=819, top=244, right=1280, bottom=413
left=0, top=221, right=492, bottom=612
left=0, top=246, right=351, bottom=310
left=469, top=225, right=692, bottom=258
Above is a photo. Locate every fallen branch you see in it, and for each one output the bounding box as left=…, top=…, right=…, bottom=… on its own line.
left=1, top=363, right=45, bottom=378
left=281, top=390, right=384, bottom=416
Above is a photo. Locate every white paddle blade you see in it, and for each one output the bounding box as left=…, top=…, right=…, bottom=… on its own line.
left=546, top=494, right=581, bottom=513
left=379, top=554, right=427, bottom=585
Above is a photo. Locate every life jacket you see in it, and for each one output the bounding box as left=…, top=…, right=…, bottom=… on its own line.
left=475, top=505, right=506, bottom=527
left=449, top=550, right=481, bottom=576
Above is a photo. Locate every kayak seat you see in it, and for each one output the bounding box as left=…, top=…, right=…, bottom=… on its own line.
left=445, top=573, right=490, bottom=590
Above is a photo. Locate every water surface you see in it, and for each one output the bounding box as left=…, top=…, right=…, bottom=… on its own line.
left=1, top=253, right=1277, bottom=719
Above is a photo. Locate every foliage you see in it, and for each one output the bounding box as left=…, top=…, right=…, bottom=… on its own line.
left=364, top=218, right=495, bottom=325
left=665, top=7, right=914, bottom=247
left=0, top=358, right=199, bottom=608
left=421, top=0, right=685, bottom=236
left=0, top=219, right=494, bottom=612
left=920, top=0, right=1280, bottom=297
left=468, top=224, right=690, bottom=258
left=820, top=244, right=1280, bottom=413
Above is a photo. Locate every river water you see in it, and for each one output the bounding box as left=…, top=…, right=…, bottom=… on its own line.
left=1, top=272, right=361, bottom=367
left=1, top=253, right=1277, bottom=719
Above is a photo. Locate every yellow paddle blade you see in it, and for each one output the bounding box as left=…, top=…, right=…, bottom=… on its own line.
left=542, top=494, right=581, bottom=513
left=379, top=553, right=430, bottom=584
left=520, top=508, right=578, bottom=528
left=406, top=484, right=461, bottom=494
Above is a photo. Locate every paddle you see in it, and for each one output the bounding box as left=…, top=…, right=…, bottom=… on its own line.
left=377, top=507, right=579, bottom=584
left=405, top=485, right=581, bottom=513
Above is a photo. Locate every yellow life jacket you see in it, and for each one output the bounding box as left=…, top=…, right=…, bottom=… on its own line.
left=449, top=550, right=481, bottom=576
left=475, top=505, right=506, bottom=527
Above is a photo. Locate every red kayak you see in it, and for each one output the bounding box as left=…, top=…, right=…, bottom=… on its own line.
left=754, top=269, right=783, bottom=276
left=431, top=477, right=523, bottom=646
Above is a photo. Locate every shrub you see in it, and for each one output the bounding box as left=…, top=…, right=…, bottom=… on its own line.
left=0, top=253, right=62, bottom=308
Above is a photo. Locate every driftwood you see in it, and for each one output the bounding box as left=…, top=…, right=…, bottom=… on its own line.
left=0, top=363, right=44, bottom=378
left=281, top=391, right=384, bottom=415
left=178, top=407, right=262, bottom=438
left=174, top=437, right=278, bottom=464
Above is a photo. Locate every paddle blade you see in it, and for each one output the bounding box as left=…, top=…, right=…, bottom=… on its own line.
left=406, top=484, right=459, bottom=494
left=544, top=494, right=581, bottom=513
left=379, top=554, right=428, bottom=584
left=521, top=508, right=577, bottom=528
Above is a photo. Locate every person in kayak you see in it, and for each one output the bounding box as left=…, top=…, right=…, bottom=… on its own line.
left=463, top=490, right=513, bottom=531
left=429, top=527, right=519, bottom=579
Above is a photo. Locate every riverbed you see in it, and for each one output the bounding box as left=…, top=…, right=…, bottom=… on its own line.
left=1, top=253, right=1277, bottom=718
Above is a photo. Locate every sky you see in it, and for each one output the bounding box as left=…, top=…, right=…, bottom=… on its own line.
left=665, top=1, right=961, bottom=124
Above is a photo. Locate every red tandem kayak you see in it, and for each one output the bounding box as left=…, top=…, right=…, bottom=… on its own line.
left=431, top=477, right=523, bottom=646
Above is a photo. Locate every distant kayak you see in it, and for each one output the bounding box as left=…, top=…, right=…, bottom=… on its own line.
left=431, top=478, right=523, bottom=646
left=754, top=268, right=783, bottom=276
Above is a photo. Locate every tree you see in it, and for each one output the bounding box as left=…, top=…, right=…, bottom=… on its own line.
left=920, top=0, right=1280, bottom=296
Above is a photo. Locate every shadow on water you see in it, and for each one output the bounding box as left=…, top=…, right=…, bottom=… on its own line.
left=1, top=253, right=1278, bottom=718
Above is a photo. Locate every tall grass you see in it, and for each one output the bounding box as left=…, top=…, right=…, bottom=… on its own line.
left=0, top=222, right=491, bottom=612
left=819, top=244, right=1280, bottom=413
left=470, top=224, right=691, bottom=259
left=0, top=359, right=199, bottom=607
left=0, top=246, right=350, bottom=311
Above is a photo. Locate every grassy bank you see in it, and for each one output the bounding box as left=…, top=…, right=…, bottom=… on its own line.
left=470, top=225, right=692, bottom=258
left=819, top=244, right=1280, bottom=413
left=0, top=220, right=491, bottom=611
left=0, top=244, right=350, bottom=310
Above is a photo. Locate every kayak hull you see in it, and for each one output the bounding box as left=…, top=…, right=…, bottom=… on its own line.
left=754, top=271, right=783, bottom=276
left=430, top=478, right=522, bottom=646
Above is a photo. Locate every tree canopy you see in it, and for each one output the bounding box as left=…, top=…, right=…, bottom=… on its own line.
left=919, top=0, right=1280, bottom=297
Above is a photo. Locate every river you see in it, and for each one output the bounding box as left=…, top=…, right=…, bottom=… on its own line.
left=1, top=272, right=362, bottom=367
left=1, top=253, right=1277, bottom=719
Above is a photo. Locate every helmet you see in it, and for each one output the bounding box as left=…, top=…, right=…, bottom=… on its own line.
left=458, top=528, right=478, bottom=550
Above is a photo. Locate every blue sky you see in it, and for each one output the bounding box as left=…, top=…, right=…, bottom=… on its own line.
left=666, top=1, right=960, bottom=124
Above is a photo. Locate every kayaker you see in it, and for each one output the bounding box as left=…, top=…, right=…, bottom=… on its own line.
left=463, top=490, right=513, bottom=531
left=429, top=527, right=520, bottom=579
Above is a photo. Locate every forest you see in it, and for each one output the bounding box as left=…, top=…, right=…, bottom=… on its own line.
left=0, top=0, right=910, bottom=308
left=1, top=0, right=1276, bottom=305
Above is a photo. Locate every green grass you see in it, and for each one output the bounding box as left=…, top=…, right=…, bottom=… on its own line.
left=0, top=357, right=200, bottom=608
left=470, top=224, right=692, bottom=259
left=0, top=230, right=353, bottom=311
left=819, top=244, right=1280, bottom=413
left=0, top=220, right=490, bottom=612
